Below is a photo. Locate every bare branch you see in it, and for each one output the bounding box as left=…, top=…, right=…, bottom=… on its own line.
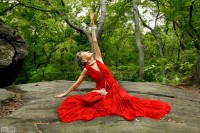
left=3, top=0, right=107, bottom=51
left=60, top=0, right=66, bottom=7
left=172, top=20, right=186, bottom=50
left=36, top=46, right=59, bottom=69
left=154, top=0, right=160, bottom=28
left=0, top=3, right=20, bottom=16
left=137, top=7, right=164, bottom=57
left=0, top=1, right=51, bottom=16
left=46, top=0, right=93, bottom=46
left=96, top=0, right=107, bottom=42
left=18, top=3, right=52, bottom=13
left=137, top=10, right=154, bottom=32
left=189, top=0, right=200, bottom=39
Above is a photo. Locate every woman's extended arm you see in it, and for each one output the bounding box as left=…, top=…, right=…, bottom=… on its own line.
left=90, top=14, right=104, bottom=63
left=54, top=69, right=88, bottom=98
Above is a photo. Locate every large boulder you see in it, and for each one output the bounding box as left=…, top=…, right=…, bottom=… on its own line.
left=0, top=21, right=28, bottom=87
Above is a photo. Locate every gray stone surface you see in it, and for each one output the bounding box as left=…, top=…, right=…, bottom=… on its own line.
left=0, top=39, right=15, bottom=68
left=0, top=80, right=200, bottom=133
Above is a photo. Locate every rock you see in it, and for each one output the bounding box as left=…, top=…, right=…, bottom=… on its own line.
left=0, top=81, right=199, bottom=133
left=0, top=39, right=15, bottom=67
left=0, top=22, right=28, bottom=87
left=0, top=89, right=15, bottom=108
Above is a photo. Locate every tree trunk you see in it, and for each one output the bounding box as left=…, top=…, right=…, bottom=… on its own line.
left=152, top=30, right=164, bottom=58
left=187, top=29, right=200, bottom=85
left=132, top=0, right=144, bottom=80
left=188, top=1, right=200, bottom=85
left=33, top=29, right=38, bottom=67
left=196, top=51, right=200, bottom=84
left=97, top=0, right=107, bottom=42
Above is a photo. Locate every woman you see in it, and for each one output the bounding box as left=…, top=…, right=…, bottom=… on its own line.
left=55, top=14, right=170, bottom=123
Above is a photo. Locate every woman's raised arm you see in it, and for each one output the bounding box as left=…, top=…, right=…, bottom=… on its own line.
left=90, top=14, right=104, bottom=63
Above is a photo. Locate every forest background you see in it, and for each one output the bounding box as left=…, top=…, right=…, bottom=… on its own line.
left=1, top=0, right=200, bottom=86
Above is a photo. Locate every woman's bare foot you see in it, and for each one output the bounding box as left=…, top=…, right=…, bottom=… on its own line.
left=92, top=88, right=108, bottom=96
left=100, top=88, right=108, bottom=96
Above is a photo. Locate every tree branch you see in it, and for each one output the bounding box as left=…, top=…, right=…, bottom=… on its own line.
left=137, top=7, right=164, bottom=57
left=172, top=20, right=186, bottom=50
left=189, top=0, right=200, bottom=39
left=154, top=0, right=160, bottom=28
left=3, top=0, right=107, bottom=52
left=36, top=46, right=59, bottom=69
left=16, top=0, right=52, bottom=13
left=60, top=0, right=65, bottom=7
left=189, top=0, right=194, bottom=27
left=19, top=3, right=52, bottom=13
left=0, top=3, right=20, bottom=16
left=46, top=0, right=93, bottom=48
left=96, top=0, right=107, bottom=42
left=137, top=9, right=154, bottom=32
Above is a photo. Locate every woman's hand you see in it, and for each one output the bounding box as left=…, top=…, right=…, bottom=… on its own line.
left=90, top=13, right=95, bottom=21
left=54, top=92, right=67, bottom=98
left=90, top=13, right=95, bottom=25
left=92, top=88, right=108, bottom=96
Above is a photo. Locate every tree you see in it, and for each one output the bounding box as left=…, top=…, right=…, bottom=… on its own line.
left=132, top=0, right=144, bottom=80
left=188, top=0, right=200, bottom=85
left=159, top=0, right=200, bottom=85
left=139, top=0, right=164, bottom=58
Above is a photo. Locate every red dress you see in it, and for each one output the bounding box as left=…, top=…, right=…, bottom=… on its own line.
left=58, top=60, right=170, bottom=123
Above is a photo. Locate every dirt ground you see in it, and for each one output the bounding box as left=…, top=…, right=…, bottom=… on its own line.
left=0, top=89, right=23, bottom=117
left=176, top=84, right=200, bottom=98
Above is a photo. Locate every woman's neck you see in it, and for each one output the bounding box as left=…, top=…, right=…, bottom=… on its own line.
left=87, top=59, right=96, bottom=66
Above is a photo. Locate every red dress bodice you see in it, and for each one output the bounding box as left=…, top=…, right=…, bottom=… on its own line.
left=85, top=60, right=117, bottom=90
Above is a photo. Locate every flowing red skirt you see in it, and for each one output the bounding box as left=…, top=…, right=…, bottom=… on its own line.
left=58, top=84, right=170, bottom=123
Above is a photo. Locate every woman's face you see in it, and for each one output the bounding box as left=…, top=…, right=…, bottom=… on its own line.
left=81, top=51, right=93, bottom=62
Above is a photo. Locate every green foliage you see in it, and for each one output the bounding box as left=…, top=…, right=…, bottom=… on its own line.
left=1, top=0, right=199, bottom=86
left=144, top=48, right=197, bottom=85
left=110, top=64, right=139, bottom=81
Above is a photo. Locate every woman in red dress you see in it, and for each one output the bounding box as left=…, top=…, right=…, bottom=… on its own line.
left=55, top=14, right=170, bottom=123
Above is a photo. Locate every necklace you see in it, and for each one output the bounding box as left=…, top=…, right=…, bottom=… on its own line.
left=88, top=60, right=96, bottom=66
